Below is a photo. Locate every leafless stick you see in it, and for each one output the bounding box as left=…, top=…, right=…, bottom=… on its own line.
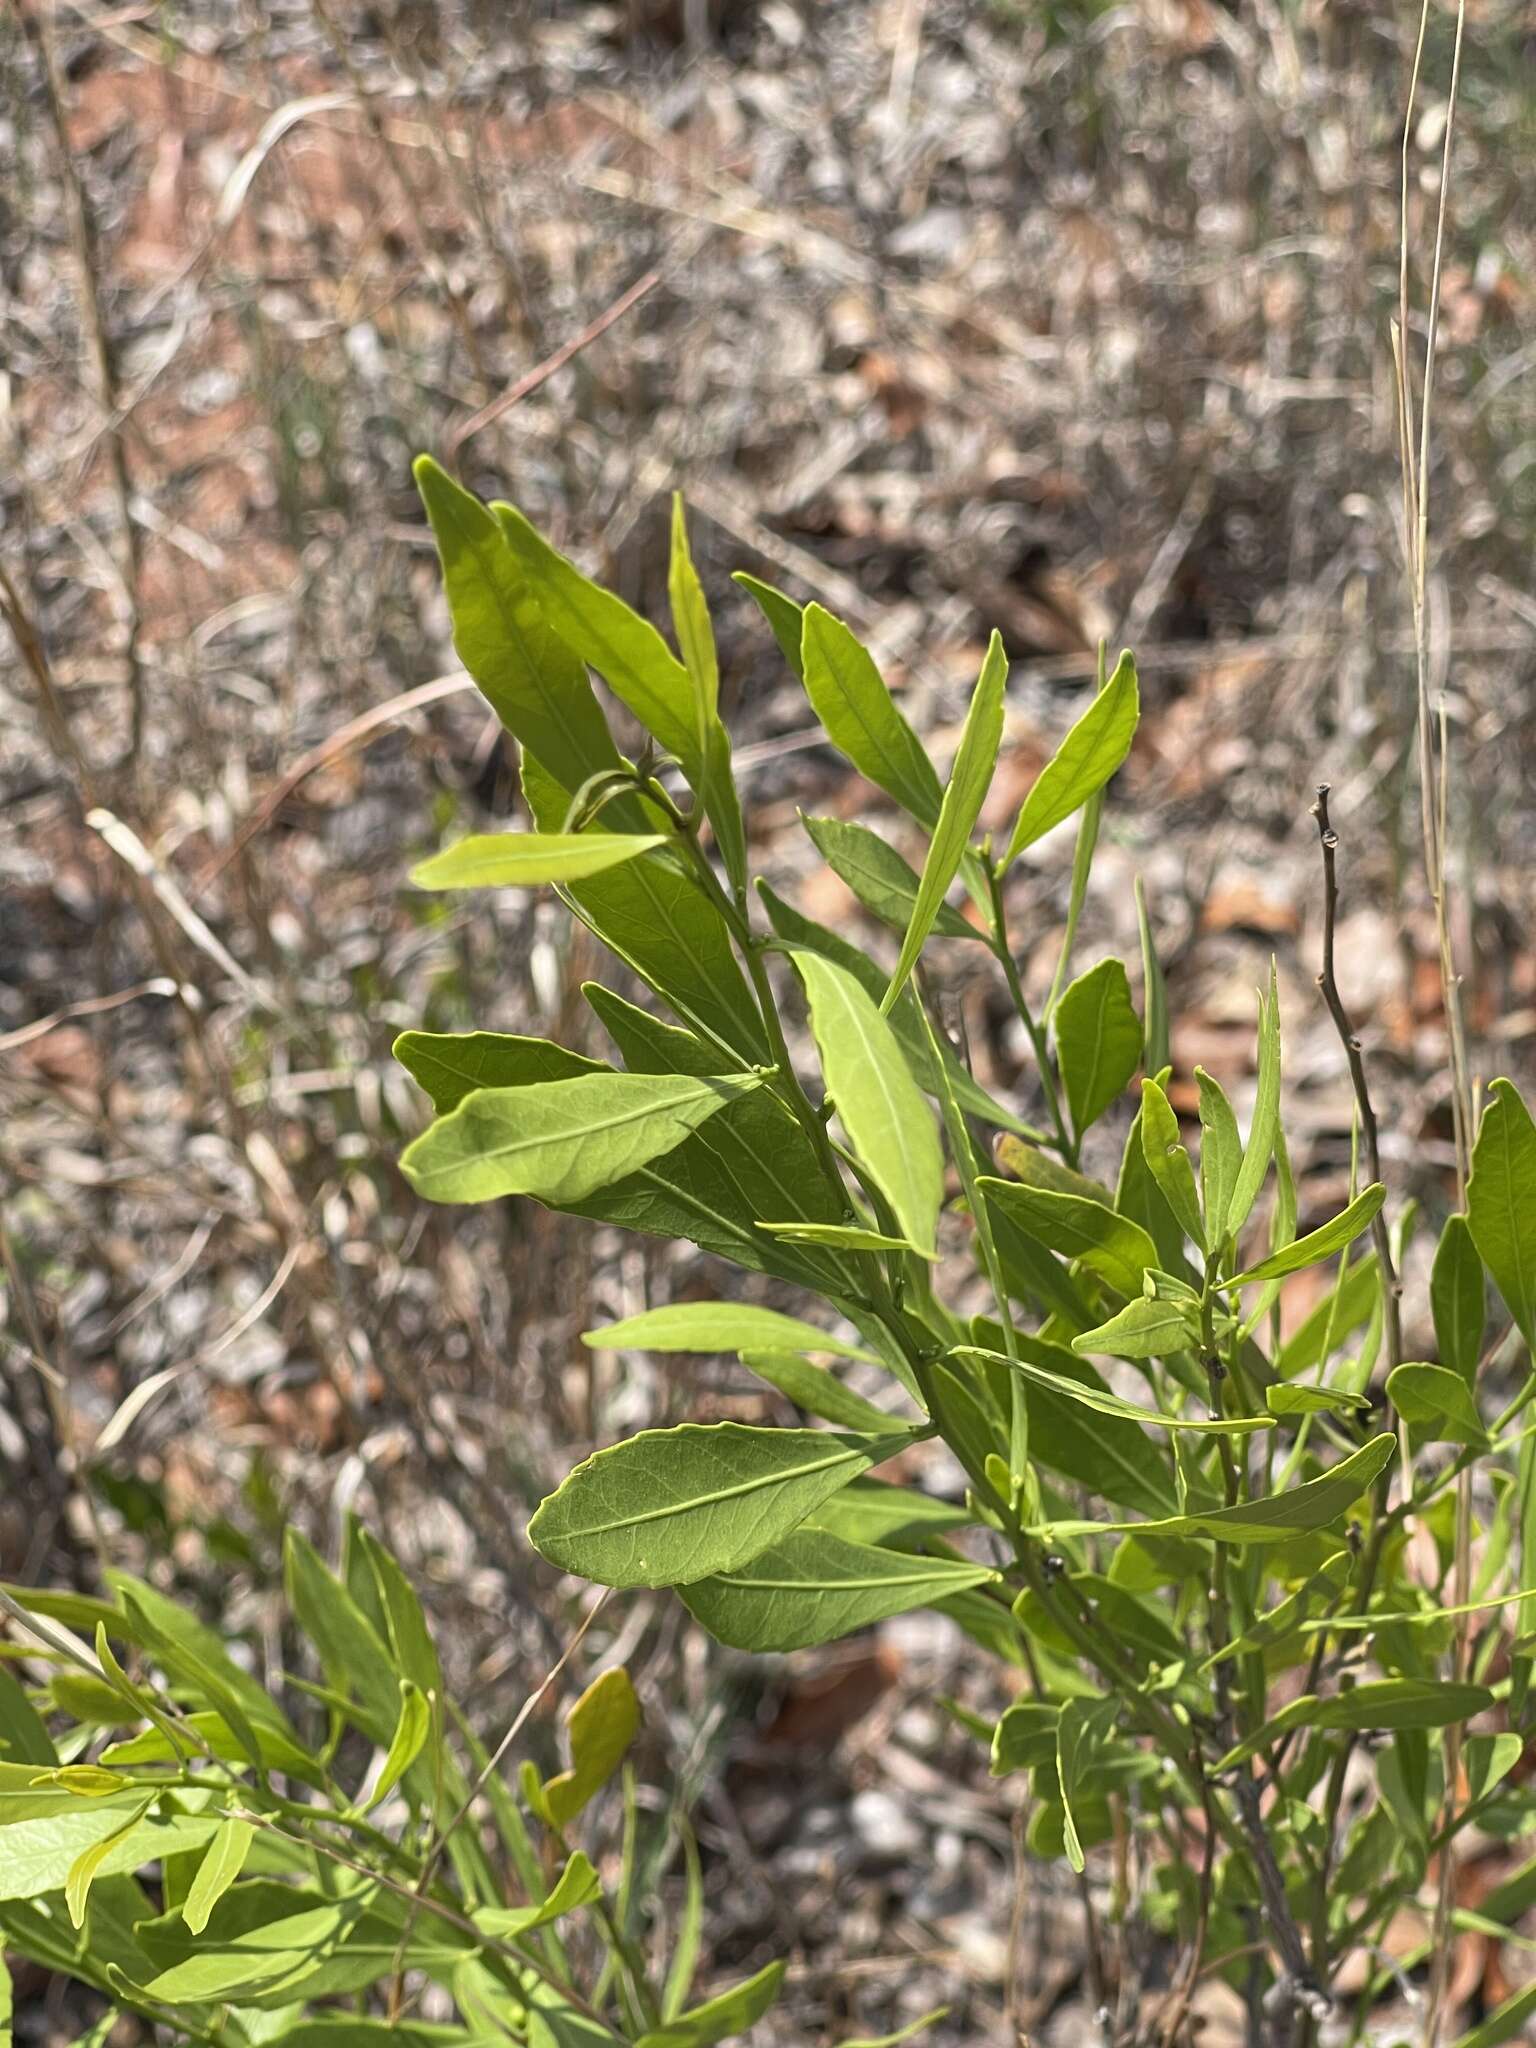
left=445, top=267, right=663, bottom=466
left=1309, top=785, right=1403, bottom=1374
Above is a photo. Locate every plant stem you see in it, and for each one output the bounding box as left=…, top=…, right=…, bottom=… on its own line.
left=981, top=854, right=1075, bottom=1163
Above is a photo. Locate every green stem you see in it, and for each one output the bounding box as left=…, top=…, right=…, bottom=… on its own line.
left=981, top=854, right=1075, bottom=1163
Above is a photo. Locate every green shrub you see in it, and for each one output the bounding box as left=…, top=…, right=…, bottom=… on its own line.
left=391, top=461, right=1536, bottom=2046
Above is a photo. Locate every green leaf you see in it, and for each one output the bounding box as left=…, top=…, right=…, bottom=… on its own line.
left=680, top=1528, right=997, bottom=1651
left=803, top=815, right=978, bottom=942
left=543, top=1669, right=639, bottom=1829
left=1195, top=1068, right=1242, bottom=1247
left=742, top=1352, right=902, bottom=1434
left=394, top=1031, right=603, bottom=1113
left=1275, top=1255, right=1380, bottom=1378
left=584, top=1302, right=873, bottom=1359
left=401, top=1070, right=763, bottom=1206
left=1004, top=650, right=1138, bottom=864
left=1054, top=959, right=1141, bottom=1141
left=1452, top=1983, right=1536, bottom=2048
left=361, top=1680, right=431, bottom=1814
left=413, top=458, right=620, bottom=795
left=978, top=1180, right=1156, bottom=1299
left=1224, top=1183, right=1385, bottom=1286
left=1467, top=1079, right=1536, bottom=1348
left=1010, top=1347, right=1179, bottom=1518
left=839, top=2008, right=951, bottom=2048
left=0, top=1806, right=220, bottom=1904
left=282, top=1530, right=400, bottom=1745
left=1136, top=879, right=1170, bottom=1075
left=799, top=605, right=942, bottom=826
left=496, top=502, right=745, bottom=885
left=991, top=1700, right=1061, bottom=1776
left=411, top=832, right=667, bottom=891
left=635, top=1959, right=785, bottom=2048
left=1216, top=1678, right=1497, bottom=1771
left=1265, top=1384, right=1371, bottom=1417
left=1200, top=1550, right=1352, bottom=1670
left=1228, top=961, right=1281, bottom=1235
left=1138, top=1079, right=1204, bottom=1252
left=804, top=1478, right=974, bottom=1546
left=1431, top=1213, right=1484, bottom=1390
left=732, top=572, right=805, bottom=677
left=669, top=496, right=718, bottom=716
left=355, top=1527, right=443, bottom=1703
left=755, top=1219, right=934, bottom=1260
left=662, top=1821, right=703, bottom=2021
left=475, top=1851, right=601, bottom=1936
left=65, top=1798, right=151, bottom=1927
left=958, top=1346, right=1270, bottom=1434
left=1387, top=1362, right=1488, bottom=1449
left=883, top=631, right=1007, bottom=1008
left=1087, top=1432, right=1396, bottom=1546
left=528, top=1422, right=915, bottom=1589
left=184, top=1817, right=255, bottom=1935
left=794, top=951, right=944, bottom=1257
left=1057, top=1696, right=1118, bottom=1874
left=1071, top=1295, right=1200, bottom=1361
left=0, top=1668, right=55, bottom=1768
left=1466, top=1732, right=1524, bottom=1804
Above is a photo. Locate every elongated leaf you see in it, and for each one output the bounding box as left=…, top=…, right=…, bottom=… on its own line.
left=528, top=1423, right=913, bottom=1588
left=361, top=1681, right=431, bottom=1814
left=755, top=1219, right=933, bottom=1260
left=958, top=1347, right=1270, bottom=1434
left=1138, top=1077, right=1204, bottom=1253
left=1071, top=1295, right=1199, bottom=1360
left=1057, top=1696, right=1118, bottom=1874
left=1201, top=1551, right=1352, bottom=1670
left=1136, top=878, right=1170, bottom=1074
left=680, top=1529, right=997, bottom=1651
left=1275, top=1254, right=1380, bottom=1378
left=636, top=1959, right=785, bottom=2048
left=795, top=951, right=943, bottom=1256
left=1387, top=1362, right=1488, bottom=1449
left=0, top=1807, right=221, bottom=1904
left=799, top=605, right=942, bottom=826
left=803, top=816, right=978, bottom=941
left=393, top=1031, right=601, bottom=1113
left=1228, top=961, right=1281, bottom=1234
left=543, top=1669, right=639, bottom=1829
left=1217, top=1679, right=1496, bottom=1771
left=66, top=1799, right=150, bottom=1927
left=414, top=458, right=619, bottom=794
left=1432, top=1213, right=1484, bottom=1390
left=839, top=2008, right=950, bottom=2048
left=1196, top=1068, right=1242, bottom=1247
left=884, top=632, right=1006, bottom=1008
left=1010, top=1345, right=1178, bottom=1517
left=804, top=1478, right=974, bottom=1546
left=1004, top=651, right=1138, bottom=864
left=583, top=1302, right=872, bottom=1359
left=978, top=1180, right=1155, bottom=1298
left=183, top=1817, right=255, bottom=1935
left=283, top=1531, right=401, bottom=1746
left=496, top=503, right=746, bottom=885
left=411, top=832, right=666, bottom=891
left=732, top=572, right=805, bottom=677
left=401, top=1070, right=762, bottom=1206
left=743, top=1352, right=901, bottom=1434
left=1467, top=1078, right=1536, bottom=1348
left=1225, top=1184, right=1385, bottom=1286
left=1081, top=1432, right=1396, bottom=1546
left=475, top=1851, right=600, bottom=1937
left=1266, top=1385, right=1371, bottom=1417
left=1054, top=959, right=1141, bottom=1140
left=669, top=496, right=718, bottom=717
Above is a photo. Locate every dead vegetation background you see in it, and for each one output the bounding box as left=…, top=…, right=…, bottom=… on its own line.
left=3, top=1, right=1536, bottom=2041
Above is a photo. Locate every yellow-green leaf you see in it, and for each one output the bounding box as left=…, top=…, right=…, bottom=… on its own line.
left=411, top=832, right=667, bottom=891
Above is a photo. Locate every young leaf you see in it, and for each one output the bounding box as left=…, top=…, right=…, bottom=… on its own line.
left=732, top=572, right=804, bottom=678
left=794, top=951, right=944, bottom=1257
left=393, top=1031, right=602, bottom=1113
left=400, top=1070, right=764, bottom=1206
left=1387, top=1362, right=1488, bottom=1449
left=1057, top=1696, right=1119, bottom=1874
left=803, top=816, right=979, bottom=941
left=583, top=1302, right=873, bottom=1360
left=183, top=1817, right=255, bottom=1935
left=978, top=1180, right=1156, bottom=1299
left=755, top=1219, right=935, bottom=1260
left=958, top=1346, right=1271, bottom=1434
left=743, top=1352, right=902, bottom=1435
left=65, top=1799, right=152, bottom=1927
left=680, top=1528, right=997, bottom=1651
left=668, top=496, right=718, bottom=716
left=1228, top=961, right=1281, bottom=1235
left=527, top=1423, right=916, bottom=1588
left=799, top=605, right=943, bottom=826
left=413, top=457, right=620, bottom=794
left=410, top=832, right=667, bottom=891
left=361, top=1681, right=431, bottom=1814
left=1089, top=1433, right=1396, bottom=1546
left=883, top=631, right=1007, bottom=1009
left=1138, top=1079, right=1205, bottom=1252
left=543, top=1669, right=639, bottom=1829
left=475, top=1850, right=601, bottom=1936
left=1467, top=1078, right=1536, bottom=1349
left=1266, top=1385, right=1371, bottom=1417
left=1195, top=1068, right=1242, bottom=1248
left=1135, top=877, right=1170, bottom=1075
left=1004, top=651, right=1138, bottom=864
left=1431, top=1213, right=1484, bottom=1390
left=1224, top=1183, right=1385, bottom=1286
left=1071, top=1296, right=1200, bottom=1361
left=635, top=1959, right=786, bottom=2048
left=1054, top=959, right=1141, bottom=1141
